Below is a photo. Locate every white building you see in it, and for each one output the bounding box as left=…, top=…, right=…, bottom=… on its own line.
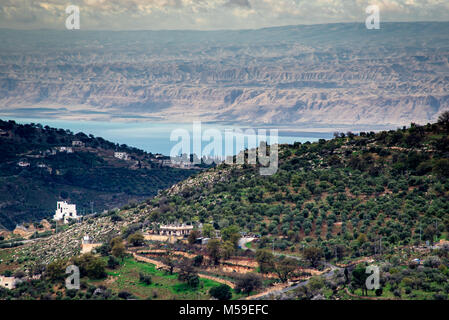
left=17, top=161, right=30, bottom=167
left=114, top=152, right=129, bottom=160
left=72, top=140, right=85, bottom=147
left=82, top=234, right=92, bottom=244
left=159, top=224, right=194, bottom=236
left=53, top=201, right=80, bottom=224
left=81, top=234, right=102, bottom=254
left=0, top=276, right=19, bottom=290
left=56, top=146, right=73, bottom=153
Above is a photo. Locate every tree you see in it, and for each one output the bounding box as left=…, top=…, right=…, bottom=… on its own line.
left=178, top=259, right=199, bottom=288
left=127, top=232, right=144, bottom=247
left=221, top=225, right=241, bottom=248
left=188, top=229, right=201, bottom=245
left=110, top=237, right=122, bottom=248
left=433, top=159, right=449, bottom=178
left=235, top=273, right=262, bottom=296
left=46, top=259, right=67, bottom=281
left=424, top=225, right=437, bottom=245
left=202, top=224, right=215, bottom=238
left=193, top=255, right=204, bottom=267
left=139, top=273, right=152, bottom=285
left=273, top=256, right=298, bottom=283
left=357, top=233, right=367, bottom=245
left=162, top=254, right=176, bottom=275
left=438, top=111, right=449, bottom=131
left=221, top=241, right=235, bottom=259
left=207, top=239, right=221, bottom=265
left=97, top=243, right=111, bottom=256
left=351, top=264, right=369, bottom=296
left=111, top=239, right=126, bottom=261
left=209, top=284, right=232, bottom=300
left=107, top=256, right=119, bottom=269
left=72, top=253, right=107, bottom=279
left=255, top=250, right=275, bottom=274
left=303, top=247, right=323, bottom=268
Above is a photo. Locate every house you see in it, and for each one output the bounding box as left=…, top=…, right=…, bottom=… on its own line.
left=80, top=234, right=102, bottom=254
left=72, top=140, right=85, bottom=147
left=114, top=152, right=129, bottom=160
left=0, top=276, right=19, bottom=290
left=56, top=146, right=73, bottom=153
left=53, top=201, right=80, bottom=224
left=195, top=237, right=210, bottom=245
left=17, top=161, right=30, bottom=167
left=158, top=224, right=194, bottom=236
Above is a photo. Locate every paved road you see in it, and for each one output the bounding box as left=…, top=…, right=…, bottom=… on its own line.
left=238, top=237, right=255, bottom=249
left=240, top=237, right=343, bottom=300
left=253, top=263, right=341, bottom=300
left=240, top=237, right=302, bottom=261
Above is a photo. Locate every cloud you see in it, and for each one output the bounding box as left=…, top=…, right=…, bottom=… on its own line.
left=0, top=0, right=447, bottom=30
left=224, top=0, right=251, bottom=8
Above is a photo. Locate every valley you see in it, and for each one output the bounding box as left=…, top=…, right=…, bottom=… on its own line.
left=1, top=115, right=448, bottom=300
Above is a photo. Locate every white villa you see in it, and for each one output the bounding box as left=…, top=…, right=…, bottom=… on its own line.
left=53, top=201, right=80, bottom=224
left=159, top=224, right=194, bottom=236
left=114, top=152, right=129, bottom=160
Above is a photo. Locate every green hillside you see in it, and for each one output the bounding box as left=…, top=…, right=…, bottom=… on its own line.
left=0, top=119, right=196, bottom=229
left=150, top=116, right=449, bottom=259
left=3, top=115, right=449, bottom=301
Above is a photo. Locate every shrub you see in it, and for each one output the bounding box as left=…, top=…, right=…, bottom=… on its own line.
left=118, top=291, right=133, bottom=300
left=235, top=273, right=262, bottom=296
left=209, top=284, right=232, bottom=300
left=139, top=273, right=152, bottom=285
left=127, top=232, right=144, bottom=247
left=107, top=256, right=119, bottom=269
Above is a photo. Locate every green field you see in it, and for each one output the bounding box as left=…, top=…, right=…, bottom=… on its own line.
left=90, top=257, right=243, bottom=300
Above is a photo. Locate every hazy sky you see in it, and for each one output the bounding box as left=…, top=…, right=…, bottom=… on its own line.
left=1, top=0, right=448, bottom=30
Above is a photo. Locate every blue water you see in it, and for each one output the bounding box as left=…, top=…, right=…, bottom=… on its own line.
left=6, top=118, right=327, bottom=156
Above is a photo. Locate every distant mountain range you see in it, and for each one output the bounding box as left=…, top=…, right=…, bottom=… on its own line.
left=0, top=22, right=448, bottom=127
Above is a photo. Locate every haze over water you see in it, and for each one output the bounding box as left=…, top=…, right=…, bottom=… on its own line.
left=6, top=118, right=329, bottom=157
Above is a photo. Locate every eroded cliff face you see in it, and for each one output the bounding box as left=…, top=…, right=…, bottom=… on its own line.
left=1, top=22, right=448, bottom=126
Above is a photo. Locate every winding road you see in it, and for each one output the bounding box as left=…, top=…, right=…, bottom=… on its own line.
left=239, top=237, right=342, bottom=300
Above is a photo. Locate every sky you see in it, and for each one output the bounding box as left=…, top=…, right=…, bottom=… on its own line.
left=0, top=0, right=448, bottom=30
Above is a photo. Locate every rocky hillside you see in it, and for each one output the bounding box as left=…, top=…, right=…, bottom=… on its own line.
left=1, top=22, right=449, bottom=126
